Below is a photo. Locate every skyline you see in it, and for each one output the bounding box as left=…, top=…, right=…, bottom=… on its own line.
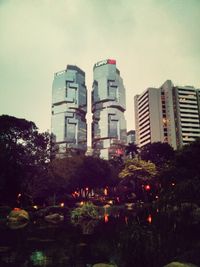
left=0, top=0, right=200, bottom=133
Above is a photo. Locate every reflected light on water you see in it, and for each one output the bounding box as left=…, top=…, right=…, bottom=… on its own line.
left=30, top=250, right=51, bottom=266
left=147, top=214, right=152, bottom=224
left=104, top=214, right=109, bottom=223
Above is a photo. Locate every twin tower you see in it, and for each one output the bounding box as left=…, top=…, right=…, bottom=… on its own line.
left=51, top=59, right=127, bottom=160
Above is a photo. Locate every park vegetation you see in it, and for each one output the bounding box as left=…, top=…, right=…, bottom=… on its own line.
left=1, top=115, right=200, bottom=266
left=1, top=114, right=200, bottom=212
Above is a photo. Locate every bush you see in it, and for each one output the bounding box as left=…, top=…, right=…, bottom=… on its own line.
left=71, top=202, right=98, bottom=223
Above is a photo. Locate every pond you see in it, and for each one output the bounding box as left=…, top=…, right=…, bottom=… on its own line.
left=0, top=204, right=200, bottom=267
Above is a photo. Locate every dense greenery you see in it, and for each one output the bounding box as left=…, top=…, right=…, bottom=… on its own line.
left=1, top=115, right=200, bottom=266
left=1, top=114, right=200, bottom=212
left=0, top=115, right=50, bottom=205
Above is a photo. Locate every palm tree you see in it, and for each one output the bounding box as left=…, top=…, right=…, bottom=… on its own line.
left=125, top=143, right=139, bottom=159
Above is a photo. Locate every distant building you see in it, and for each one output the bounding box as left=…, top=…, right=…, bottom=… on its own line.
left=51, top=65, right=87, bottom=157
left=134, top=80, right=200, bottom=149
left=127, top=130, right=136, bottom=144
left=92, top=59, right=127, bottom=159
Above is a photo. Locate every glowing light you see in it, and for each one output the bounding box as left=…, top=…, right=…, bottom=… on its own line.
left=72, top=191, right=79, bottom=198
left=17, top=193, right=21, bottom=198
left=30, top=251, right=47, bottom=265
left=145, top=184, right=151, bottom=191
left=172, top=183, right=175, bottom=186
left=13, top=207, right=21, bottom=211
left=104, top=214, right=109, bottom=223
left=116, top=148, right=123, bottom=155
left=104, top=188, right=108, bottom=196
left=60, top=202, right=64, bottom=207
left=33, top=205, right=38, bottom=209
left=147, top=214, right=152, bottom=224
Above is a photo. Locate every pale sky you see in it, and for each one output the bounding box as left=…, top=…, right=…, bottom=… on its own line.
left=0, top=0, right=200, bottom=134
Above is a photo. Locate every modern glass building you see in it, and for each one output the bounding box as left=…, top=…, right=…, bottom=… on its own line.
left=92, top=59, right=127, bottom=159
left=51, top=65, right=87, bottom=157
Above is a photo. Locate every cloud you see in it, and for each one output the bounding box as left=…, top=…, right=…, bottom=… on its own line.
left=0, top=0, right=200, bottom=132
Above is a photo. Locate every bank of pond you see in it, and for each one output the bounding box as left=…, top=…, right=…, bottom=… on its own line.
left=0, top=202, right=200, bottom=267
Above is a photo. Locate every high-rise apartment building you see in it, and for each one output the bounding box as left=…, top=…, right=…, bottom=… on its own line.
left=92, top=59, right=127, bottom=159
left=51, top=65, right=87, bottom=157
left=134, top=80, right=200, bottom=149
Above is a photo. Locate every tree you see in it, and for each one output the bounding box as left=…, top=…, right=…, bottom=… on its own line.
left=140, top=142, right=174, bottom=168
left=158, top=139, right=200, bottom=207
left=125, top=143, right=139, bottom=159
left=0, top=115, right=50, bottom=205
left=118, top=158, right=157, bottom=201
left=76, top=156, right=113, bottom=197
left=36, top=155, right=114, bottom=202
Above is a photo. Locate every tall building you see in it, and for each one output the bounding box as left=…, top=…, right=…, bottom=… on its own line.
left=127, top=130, right=136, bottom=144
left=92, top=59, right=127, bottom=159
left=134, top=80, right=200, bottom=149
left=51, top=65, right=87, bottom=157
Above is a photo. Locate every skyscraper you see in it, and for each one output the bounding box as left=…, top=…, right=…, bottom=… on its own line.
left=92, top=59, right=127, bottom=159
left=51, top=65, right=87, bottom=157
left=127, top=130, right=136, bottom=144
left=134, top=80, right=200, bottom=149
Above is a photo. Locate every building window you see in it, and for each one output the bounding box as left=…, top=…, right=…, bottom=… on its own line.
left=65, top=118, right=76, bottom=143
left=108, top=114, right=119, bottom=138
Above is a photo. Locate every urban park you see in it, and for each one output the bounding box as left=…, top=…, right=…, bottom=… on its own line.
left=0, top=115, right=200, bottom=267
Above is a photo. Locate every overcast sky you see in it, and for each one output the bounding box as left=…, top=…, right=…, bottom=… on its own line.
left=0, top=0, right=200, bottom=134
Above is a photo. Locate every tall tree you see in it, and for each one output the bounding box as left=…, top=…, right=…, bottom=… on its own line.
left=158, top=139, right=200, bottom=207
left=0, top=115, right=50, bottom=205
left=140, top=142, right=174, bottom=168
left=119, top=158, right=157, bottom=200
left=45, top=156, right=114, bottom=199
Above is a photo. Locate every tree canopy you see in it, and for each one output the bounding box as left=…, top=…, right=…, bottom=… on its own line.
left=125, top=143, right=139, bottom=159
left=158, top=139, right=200, bottom=206
left=0, top=115, right=50, bottom=205
left=140, top=142, right=174, bottom=168
left=119, top=158, right=157, bottom=181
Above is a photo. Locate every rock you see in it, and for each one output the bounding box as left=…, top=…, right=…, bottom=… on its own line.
left=163, top=261, right=197, bottom=267
left=44, top=213, right=64, bottom=224
left=7, top=221, right=28, bottom=229
left=92, top=264, right=117, bottom=267
left=7, top=209, right=29, bottom=222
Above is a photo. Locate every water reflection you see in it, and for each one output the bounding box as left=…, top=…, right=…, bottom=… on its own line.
left=31, top=251, right=51, bottom=266
left=0, top=205, right=200, bottom=267
left=147, top=214, right=152, bottom=224
left=104, top=213, right=109, bottom=223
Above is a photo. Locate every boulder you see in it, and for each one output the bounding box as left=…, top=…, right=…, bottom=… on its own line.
left=163, top=261, right=197, bottom=267
left=44, top=213, right=64, bottom=224
left=7, top=208, right=29, bottom=222
left=92, top=264, right=117, bottom=267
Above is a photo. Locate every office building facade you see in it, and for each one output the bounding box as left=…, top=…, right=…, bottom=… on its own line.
left=127, top=130, right=136, bottom=144
left=51, top=65, right=87, bottom=157
left=134, top=80, right=200, bottom=149
left=92, top=59, right=127, bottom=159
